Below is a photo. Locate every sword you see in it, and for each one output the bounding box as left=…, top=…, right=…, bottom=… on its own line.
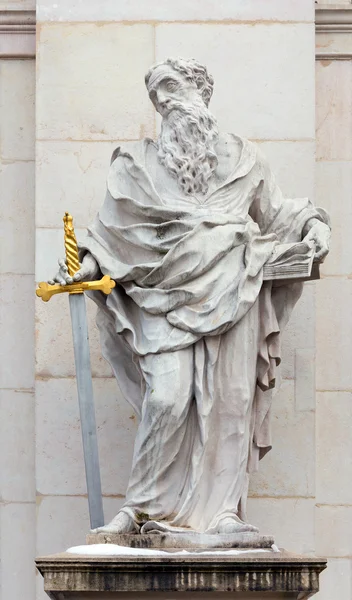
left=36, top=213, right=115, bottom=529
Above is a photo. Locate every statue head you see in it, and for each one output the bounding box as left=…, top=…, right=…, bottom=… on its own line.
left=145, top=58, right=218, bottom=197
left=145, top=57, right=214, bottom=116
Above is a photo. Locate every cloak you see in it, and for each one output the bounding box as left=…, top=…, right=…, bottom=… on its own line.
left=79, top=135, right=327, bottom=523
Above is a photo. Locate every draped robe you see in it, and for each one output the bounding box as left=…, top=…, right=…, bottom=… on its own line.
left=79, top=134, right=327, bottom=533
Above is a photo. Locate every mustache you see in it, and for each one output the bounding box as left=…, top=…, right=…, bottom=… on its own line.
left=164, top=100, right=194, bottom=112
left=162, top=102, right=219, bottom=134
left=165, top=101, right=207, bottom=114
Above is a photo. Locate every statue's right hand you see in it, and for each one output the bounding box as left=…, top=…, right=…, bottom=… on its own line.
left=48, top=258, right=72, bottom=286
left=48, top=254, right=99, bottom=286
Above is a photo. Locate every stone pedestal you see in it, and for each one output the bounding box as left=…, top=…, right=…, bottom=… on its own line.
left=36, top=548, right=326, bottom=599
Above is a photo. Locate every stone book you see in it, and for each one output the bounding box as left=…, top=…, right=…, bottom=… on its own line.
left=263, top=241, right=319, bottom=283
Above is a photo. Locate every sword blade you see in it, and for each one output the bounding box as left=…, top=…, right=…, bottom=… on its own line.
left=69, top=292, right=104, bottom=529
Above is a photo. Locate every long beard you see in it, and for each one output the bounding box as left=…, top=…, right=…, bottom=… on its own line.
left=157, top=99, right=219, bottom=197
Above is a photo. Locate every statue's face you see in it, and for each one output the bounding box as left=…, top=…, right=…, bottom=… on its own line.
left=147, top=65, right=203, bottom=117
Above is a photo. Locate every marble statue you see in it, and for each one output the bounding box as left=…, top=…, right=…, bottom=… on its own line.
left=51, top=58, right=330, bottom=536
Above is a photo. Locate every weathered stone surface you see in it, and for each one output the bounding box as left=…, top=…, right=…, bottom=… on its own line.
left=316, top=558, right=352, bottom=600
left=36, top=549, right=326, bottom=596
left=246, top=499, right=315, bottom=555
left=35, top=292, right=112, bottom=378
left=316, top=61, right=352, bottom=161
left=249, top=381, right=315, bottom=498
left=258, top=141, right=315, bottom=199
left=0, top=161, right=35, bottom=275
left=155, top=24, right=315, bottom=140
left=316, top=392, right=352, bottom=504
left=36, top=141, right=136, bottom=229
left=36, top=590, right=304, bottom=600
left=37, top=496, right=127, bottom=557
left=36, top=0, right=314, bottom=22
left=1, top=503, right=36, bottom=600
left=316, top=279, right=352, bottom=391
left=36, top=590, right=302, bottom=600
left=86, top=531, right=274, bottom=549
left=295, top=348, right=315, bottom=412
left=315, top=161, right=352, bottom=277
left=36, top=24, right=155, bottom=141
left=0, top=52, right=36, bottom=600
left=0, top=389, right=35, bottom=502
left=316, top=505, right=352, bottom=558
left=0, top=274, right=34, bottom=388
left=280, top=283, right=315, bottom=379
left=0, top=60, right=35, bottom=160
left=36, top=378, right=136, bottom=496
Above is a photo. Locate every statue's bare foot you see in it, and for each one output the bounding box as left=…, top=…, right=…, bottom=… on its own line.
left=91, top=511, right=139, bottom=534
left=217, top=515, right=259, bottom=534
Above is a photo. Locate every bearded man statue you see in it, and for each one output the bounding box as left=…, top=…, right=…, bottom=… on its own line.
left=52, top=58, right=330, bottom=536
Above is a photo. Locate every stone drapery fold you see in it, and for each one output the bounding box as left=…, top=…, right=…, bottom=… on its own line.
left=79, top=136, right=327, bottom=529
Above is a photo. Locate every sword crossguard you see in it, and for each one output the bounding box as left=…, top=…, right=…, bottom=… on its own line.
left=36, top=274, right=116, bottom=302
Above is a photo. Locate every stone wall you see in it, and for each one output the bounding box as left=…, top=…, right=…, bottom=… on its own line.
left=34, top=3, right=318, bottom=598
left=0, top=5, right=36, bottom=600
left=315, top=5, right=352, bottom=598
left=0, top=2, right=351, bottom=599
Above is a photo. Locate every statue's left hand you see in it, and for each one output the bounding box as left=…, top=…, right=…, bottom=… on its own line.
left=303, top=218, right=331, bottom=261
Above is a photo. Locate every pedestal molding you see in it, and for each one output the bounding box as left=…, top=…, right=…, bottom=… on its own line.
left=36, top=550, right=327, bottom=598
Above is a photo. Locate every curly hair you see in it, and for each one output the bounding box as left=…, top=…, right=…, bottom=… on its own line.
left=145, top=57, right=214, bottom=107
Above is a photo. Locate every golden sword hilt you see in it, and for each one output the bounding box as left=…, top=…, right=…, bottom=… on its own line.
left=63, top=212, right=81, bottom=277
left=36, top=212, right=116, bottom=302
